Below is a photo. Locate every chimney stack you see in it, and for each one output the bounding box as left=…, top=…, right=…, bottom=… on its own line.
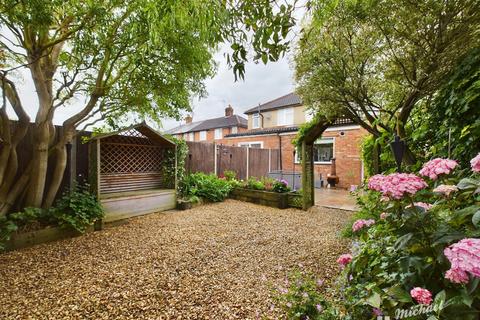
left=225, top=104, right=234, bottom=117
left=185, top=115, right=193, bottom=124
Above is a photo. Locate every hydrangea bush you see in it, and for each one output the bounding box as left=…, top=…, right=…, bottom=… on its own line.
left=277, top=154, right=480, bottom=319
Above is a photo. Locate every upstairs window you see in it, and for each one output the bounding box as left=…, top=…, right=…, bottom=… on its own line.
left=214, top=128, right=223, bottom=140
left=231, top=126, right=238, bottom=134
left=277, top=107, right=294, bottom=126
left=199, top=131, right=207, bottom=141
left=252, top=113, right=260, bottom=129
left=188, top=132, right=194, bottom=141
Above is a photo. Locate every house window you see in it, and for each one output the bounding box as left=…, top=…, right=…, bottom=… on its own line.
left=278, top=107, right=294, bottom=126
left=252, top=113, right=260, bottom=129
left=295, top=137, right=334, bottom=164
left=188, top=132, right=194, bottom=141
left=231, top=126, right=238, bottom=134
left=214, top=128, right=223, bottom=140
left=183, top=133, right=187, bottom=140
left=238, top=141, right=263, bottom=148
left=199, top=131, right=207, bottom=141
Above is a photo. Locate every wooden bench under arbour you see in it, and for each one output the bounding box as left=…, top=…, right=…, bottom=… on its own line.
left=89, top=123, right=177, bottom=222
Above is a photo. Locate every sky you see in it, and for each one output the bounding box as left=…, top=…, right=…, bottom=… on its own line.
left=4, top=2, right=306, bottom=132
left=162, top=50, right=297, bottom=131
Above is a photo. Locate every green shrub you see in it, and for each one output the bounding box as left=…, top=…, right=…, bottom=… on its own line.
left=0, top=217, right=18, bottom=251
left=0, top=207, right=48, bottom=251
left=50, top=184, right=104, bottom=233
left=244, top=176, right=266, bottom=190
left=183, top=172, right=233, bottom=202
left=282, top=157, right=480, bottom=319
left=273, top=270, right=340, bottom=319
left=223, top=170, right=237, bottom=181
left=272, top=179, right=291, bottom=193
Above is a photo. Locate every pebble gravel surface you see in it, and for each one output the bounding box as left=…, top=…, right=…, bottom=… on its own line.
left=0, top=200, right=352, bottom=319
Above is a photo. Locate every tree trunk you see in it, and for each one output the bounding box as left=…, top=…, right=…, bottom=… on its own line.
left=0, top=166, right=31, bottom=217
left=43, top=144, right=67, bottom=208
left=25, top=122, right=51, bottom=207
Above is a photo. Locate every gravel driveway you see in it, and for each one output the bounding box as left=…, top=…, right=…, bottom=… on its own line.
left=0, top=200, right=351, bottom=319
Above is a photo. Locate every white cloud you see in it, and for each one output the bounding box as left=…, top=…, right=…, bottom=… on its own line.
left=162, top=50, right=296, bottom=130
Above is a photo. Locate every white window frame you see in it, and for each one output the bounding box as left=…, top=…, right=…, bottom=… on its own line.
left=252, top=113, right=260, bottom=129
left=238, top=141, right=264, bottom=148
left=183, top=133, right=188, bottom=140
left=231, top=126, right=238, bottom=134
left=277, top=107, right=294, bottom=126
left=214, top=128, right=223, bottom=140
left=295, top=137, right=335, bottom=164
left=188, top=132, right=194, bottom=141
left=199, top=130, right=207, bottom=141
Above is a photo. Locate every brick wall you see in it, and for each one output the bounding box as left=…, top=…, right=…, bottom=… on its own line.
left=175, top=126, right=248, bottom=143
left=222, top=127, right=368, bottom=189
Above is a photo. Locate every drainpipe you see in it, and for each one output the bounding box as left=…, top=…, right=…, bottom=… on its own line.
left=278, top=133, right=283, bottom=171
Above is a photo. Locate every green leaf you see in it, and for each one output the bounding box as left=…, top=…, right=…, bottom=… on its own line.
left=366, top=292, right=382, bottom=308
left=261, top=52, right=268, bottom=64
left=394, top=233, right=414, bottom=250
left=457, top=178, right=479, bottom=190
left=387, top=286, right=412, bottom=303
left=472, top=210, right=480, bottom=227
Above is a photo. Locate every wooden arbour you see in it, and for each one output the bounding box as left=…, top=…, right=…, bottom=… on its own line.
left=90, top=123, right=176, bottom=194
left=89, top=123, right=177, bottom=222
left=298, top=117, right=333, bottom=210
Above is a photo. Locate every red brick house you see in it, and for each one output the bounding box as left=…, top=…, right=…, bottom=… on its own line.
left=166, top=105, right=248, bottom=142
left=218, top=93, right=368, bottom=189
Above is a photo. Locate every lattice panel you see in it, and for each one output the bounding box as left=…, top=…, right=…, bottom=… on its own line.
left=100, top=143, right=164, bottom=174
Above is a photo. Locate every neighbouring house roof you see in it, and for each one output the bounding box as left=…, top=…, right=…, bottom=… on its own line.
left=225, top=126, right=300, bottom=138
left=165, top=115, right=247, bottom=135
left=244, top=92, right=302, bottom=114
left=225, top=118, right=357, bottom=138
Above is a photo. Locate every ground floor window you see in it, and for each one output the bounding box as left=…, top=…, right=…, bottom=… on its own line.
left=238, top=141, right=263, bottom=148
left=295, top=137, right=334, bottom=164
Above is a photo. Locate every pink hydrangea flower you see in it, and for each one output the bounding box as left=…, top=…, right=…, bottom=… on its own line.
left=471, top=153, right=480, bottom=172
left=367, top=173, right=427, bottom=199
left=433, top=184, right=458, bottom=197
left=445, top=268, right=470, bottom=284
left=444, top=238, right=480, bottom=284
left=380, top=212, right=389, bottom=219
left=368, top=174, right=386, bottom=191
left=410, top=287, right=433, bottom=305
left=337, top=254, right=353, bottom=267
left=405, top=202, right=433, bottom=211
left=352, top=219, right=375, bottom=232
left=419, top=158, right=458, bottom=180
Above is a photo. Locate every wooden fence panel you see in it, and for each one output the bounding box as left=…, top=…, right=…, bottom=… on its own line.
left=185, top=141, right=280, bottom=180
left=270, top=149, right=281, bottom=171
left=217, top=144, right=248, bottom=180
left=185, top=141, right=215, bottom=174
left=248, top=148, right=270, bottom=178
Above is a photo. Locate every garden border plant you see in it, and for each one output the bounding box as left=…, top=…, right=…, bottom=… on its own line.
left=0, top=183, right=104, bottom=251
left=274, top=154, right=480, bottom=319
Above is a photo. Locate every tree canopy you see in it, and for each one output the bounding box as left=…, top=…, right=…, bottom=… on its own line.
left=295, top=0, right=480, bottom=167
left=0, top=0, right=298, bottom=212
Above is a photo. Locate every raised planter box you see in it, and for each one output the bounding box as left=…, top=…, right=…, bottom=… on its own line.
left=5, top=225, right=94, bottom=252
left=230, top=188, right=291, bottom=209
